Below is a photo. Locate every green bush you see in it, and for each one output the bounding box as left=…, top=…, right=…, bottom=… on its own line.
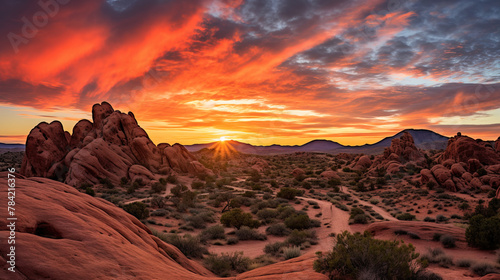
left=227, top=236, right=239, bottom=245
left=151, top=182, right=166, bottom=194
left=455, top=259, right=474, bottom=268
left=440, top=235, right=456, bottom=248
left=256, top=208, right=279, bottom=223
left=314, top=231, right=421, bottom=280
left=204, top=252, right=250, bottom=276
left=349, top=207, right=364, bottom=219
left=352, top=214, right=369, bottom=224
left=266, top=223, right=291, bottom=236
left=220, top=208, right=260, bottom=229
left=167, top=174, right=178, bottom=184
left=85, top=187, right=95, bottom=196
left=397, top=213, right=416, bottom=221
left=191, top=180, right=205, bottom=189
left=285, top=214, right=311, bottom=230
left=283, top=246, right=301, bottom=260
left=466, top=214, right=500, bottom=250
left=156, top=233, right=207, bottom=259
left=286, top=229, right=317, bottom=246
left=122, top=202, right=149, bottom=220
left=235, top=226, right=267, bottom=241
left=264, top=241, right=286, bottom=256
left=471, top=262, right=496, bottom=276
left=277, top=187, right=303, bottom=200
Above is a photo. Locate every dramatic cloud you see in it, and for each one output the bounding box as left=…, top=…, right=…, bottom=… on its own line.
left=0, top=0, right=499, bottom=145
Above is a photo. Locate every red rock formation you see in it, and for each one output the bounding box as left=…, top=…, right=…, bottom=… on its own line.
left=439, top=133, right=500, bottom=165
left=383, top=131, right=424, bottom=163
left=21, top=102, right=211, bottom=186
left=320, top=170, right=340, bottom=180
left=0, top=174, right=326, bottom=280
left=352, top=155, right=372, bottom=170
left=496, top=137, right=500, bottom=152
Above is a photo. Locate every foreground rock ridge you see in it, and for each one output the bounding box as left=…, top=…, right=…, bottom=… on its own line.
left=20, top=102, right=211, bottom=186
left=0, top=174, right=326, bottom=280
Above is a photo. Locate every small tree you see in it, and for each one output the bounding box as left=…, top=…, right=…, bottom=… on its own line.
left=220, top=208, right=260, bottom=229
left=122, top=202, right=149, bottom=220
left=314, top=231, right=421, bottom=279
left=277, top=187, right=303, bottom=200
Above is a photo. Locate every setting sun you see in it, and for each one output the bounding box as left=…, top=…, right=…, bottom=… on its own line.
left=220, top=136, right=228, bottom=142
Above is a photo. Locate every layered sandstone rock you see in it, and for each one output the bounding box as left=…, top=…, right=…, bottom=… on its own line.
left=21, top=102, right=211, bottom=187
left=0, top=174, right=326, bottom=280
left=439, top=133, right=500, bottom=165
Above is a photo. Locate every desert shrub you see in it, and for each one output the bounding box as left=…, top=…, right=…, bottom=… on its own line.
left=466, top=214, right=500, bottom=250
left=256, top=208, right=279, bottom=223
left=432, top=233, right=442, bottom=242
left=264, top=241, right=286, bottom=256
left=436, top=254, right=453, bottom=268
left=191, top=180, right=205, bottom=189
left=408, top=232, right=421, bottom=240
left=397, top=213, right=416, bottom=221
left=166, top=174, right=178, bottom=184
left=204, top=252, right=250, bottom=276
left=369, top=198, right=379, bottom=205
left=436, top=215, right=448, bottom=222
left=286, top=229, right=317, bottom=246
left=426, top=181, right=436, bottom=189
left=349, top=207, right=364, bottom=219
left=120, top=177, right=129, bottom=186
left=122, top=202, right=149, bottom=220
left=440, top=234, right=456, bottom=248
left=455, top=259, right=474, bottom=268
left=314, top=231, right=421, bottom=280
left=394, top=229, right=408, bottom=236
left=200, top=225, right=226, bottom=241
left=413, top=270, right=443, bottom=280
left=352, top=214, right=369, bottom=224
left=266, top=223, right=291, bottom=236
left=328, top=178, right=341, bottom=187
left=235, top=226, right=267, bottom=241
left=277, top=187, right=303, bottom=200
left=242, top=191, right=256, bottom=198
left=85, top=187, right=95, bottom=196
left=283, top=246, right=301, bottom=260
left=99, top=177, right=114, bottom=188
left=157, top=233, right=207, bottom=258
left=220, top=208, right=260, bottom=229
left=227, top=236, right=239, bottom=245
left=285, top=214, right=311, bottom=230
left=171, top=184, right=188, bottom=197
left=471, top=262, right=496, bottom=276
left=151, top=196, right=166, bottom=208
left=424, top=217, right=436, bottom=222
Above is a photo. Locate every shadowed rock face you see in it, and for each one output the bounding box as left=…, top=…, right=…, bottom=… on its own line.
left=439, top=134, right=500, bottom=165
left=20, top=102, right=211, bottom=186
left=421, top=133, right=500, bottom=192
left=0, top=174, right=326, bottom=280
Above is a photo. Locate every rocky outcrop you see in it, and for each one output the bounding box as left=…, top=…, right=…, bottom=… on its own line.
left=320, top=170, right=340, bottom=180
left=383, top=131, right=424, bottom=163
left=439, top=133, right=500, bottom=165
left=21, top=102, right=211, bottom=187
left=420, top=133, right=500, bottom=192
left=358, top=132, right=424, bottom=176
left=0, top=174, right=326, bottom=280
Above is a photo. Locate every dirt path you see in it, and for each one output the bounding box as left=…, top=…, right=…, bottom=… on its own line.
left=343, top=187, right=397, bottom=221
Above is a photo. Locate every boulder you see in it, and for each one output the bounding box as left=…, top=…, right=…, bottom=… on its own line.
left=439, top=134, right=500, bottom=166
left=320, top=170, right=340, bottom=180
left=21, top=102, right=210, bottom=187
left=353, top=155, right=372, bottom=170
left=430, top=164, right=452, bottom=184
left=451, top=163, right=466, bottom=177
left=20, top=121, right=69, bottom=178
left=291, top=168, right=305, bottom=179
left=383, top=131, right=423, bottom=163
left=128, top=165, right=155, bottom=183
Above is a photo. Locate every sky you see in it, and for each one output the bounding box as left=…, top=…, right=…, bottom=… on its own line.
left=0, top=0, right=499, bottom=146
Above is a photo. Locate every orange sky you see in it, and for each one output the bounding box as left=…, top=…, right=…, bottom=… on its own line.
left=1, top=0, right=499, bottom=145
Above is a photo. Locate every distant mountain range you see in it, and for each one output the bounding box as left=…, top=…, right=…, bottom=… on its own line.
left=0, top=143, right=25, bottom=154
left=185, top=129, right=449, bottom=155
